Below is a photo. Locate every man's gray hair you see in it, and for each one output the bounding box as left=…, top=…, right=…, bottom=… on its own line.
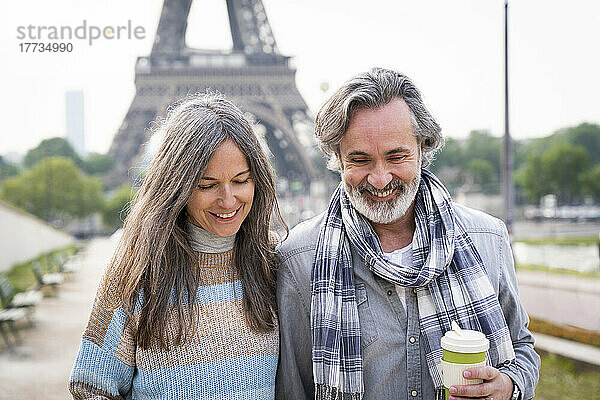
left=315, top=67, right=443, bottom=170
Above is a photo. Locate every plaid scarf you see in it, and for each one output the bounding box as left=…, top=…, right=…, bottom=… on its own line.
left=311, top=170, right=515, bottom=399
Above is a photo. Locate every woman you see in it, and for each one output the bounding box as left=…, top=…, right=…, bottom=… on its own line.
left=69, top=93, right=285, bottom=399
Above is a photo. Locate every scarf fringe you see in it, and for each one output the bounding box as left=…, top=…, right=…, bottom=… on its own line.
left=315, top=384, right=363, bottom=400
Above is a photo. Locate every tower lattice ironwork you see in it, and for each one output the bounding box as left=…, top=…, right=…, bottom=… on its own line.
left=108, top=0, right=321, bottom=191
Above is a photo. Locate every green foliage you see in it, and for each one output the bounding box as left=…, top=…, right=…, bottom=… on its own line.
left=516, top=143, right=590, bottom=205
left=512, top=140, right=531, bottom=171
left=465, top=158, right=495, bottom=191
left=542, top=143, right=589, bottom=204
left=0, top=157, right=103, bottom=223
left=431, top=137, right=462, bottom=169
left=580, top=164, right=600, bottom=199
left=535, top=353, right=600, bottom=400
left=101, top=184, right=134, bottom=231
left=24, top=137, right=81, bottom=168
left=463, top=130, right=502, bottom=176
left=516, top=154, right=547, bottom=203
left=567, top=122, right=600, bottom=165
left=82, top=153, right=115, bottom=175
left=431, top=131, right=502, bottom=194
left=517, top=123, right=600, bottom=165
left=0, top=156, right=19, bottom=182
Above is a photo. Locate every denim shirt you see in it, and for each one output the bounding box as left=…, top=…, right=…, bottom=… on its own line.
left=275, top=203, right=540, bottom=400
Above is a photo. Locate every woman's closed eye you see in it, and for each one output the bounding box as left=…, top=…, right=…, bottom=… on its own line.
left=197, top=178, right=250, bottom=190
left=197, top=184, right=215, bottom=190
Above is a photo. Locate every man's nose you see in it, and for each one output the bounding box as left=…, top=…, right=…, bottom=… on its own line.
left=366, top=164, right=392, bottom=189
left=219, top=185, right=236, bottom=209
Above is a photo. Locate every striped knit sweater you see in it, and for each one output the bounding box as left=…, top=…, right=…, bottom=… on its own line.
left=69, top=250, right=278, bottom=399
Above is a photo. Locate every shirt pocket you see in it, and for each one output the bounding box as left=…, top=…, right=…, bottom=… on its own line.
left=355, top=282, right=379, bottom=348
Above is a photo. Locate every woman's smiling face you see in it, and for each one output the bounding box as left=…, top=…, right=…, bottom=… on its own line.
left=186, top=139, right=255, bottom=237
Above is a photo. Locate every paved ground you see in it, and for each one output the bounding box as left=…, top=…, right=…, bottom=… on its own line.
left=517, top=270, right=600, bottom=333
left=0, top=237, right=116, bottom=399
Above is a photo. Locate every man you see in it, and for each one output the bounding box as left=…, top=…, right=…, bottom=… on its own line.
left=276, top=68, right=539, bottom=400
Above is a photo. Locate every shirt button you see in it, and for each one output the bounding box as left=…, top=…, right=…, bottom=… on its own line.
left=413, top=288, right=417, bottom=294
left=387, top=290, right=393, bottom=296
left=409, top=336, right=416, bottom=343
left=411, top=390, right=418, bottom=397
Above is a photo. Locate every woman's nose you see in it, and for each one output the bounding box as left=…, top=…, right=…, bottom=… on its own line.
left=219, top=185, right=236, bottom=209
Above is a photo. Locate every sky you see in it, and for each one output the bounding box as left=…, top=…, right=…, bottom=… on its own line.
left=1, top=0, right=599, bottom=157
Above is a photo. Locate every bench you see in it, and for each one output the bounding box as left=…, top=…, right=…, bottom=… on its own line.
left=0, top=308, right=26, bottom=352
left=55, top=253, right=81, bottom=275
left=32, top=263, right=64, bottom=294
left=0, top=277, right=42, bottom=323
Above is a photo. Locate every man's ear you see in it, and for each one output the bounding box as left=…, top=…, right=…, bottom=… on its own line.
left=335, top=152, right=343, bottom=170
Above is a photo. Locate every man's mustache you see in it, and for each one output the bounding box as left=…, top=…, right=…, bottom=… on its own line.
left=356, top=178, right=404, bottom=195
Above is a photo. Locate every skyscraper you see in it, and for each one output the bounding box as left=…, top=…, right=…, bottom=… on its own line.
left=66, top=91, right=85, bottom=155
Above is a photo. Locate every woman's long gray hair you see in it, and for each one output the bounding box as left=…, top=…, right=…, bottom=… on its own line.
left=112, top=92, right=285, bottom=350
left=315, top=67, right=444, bottom=169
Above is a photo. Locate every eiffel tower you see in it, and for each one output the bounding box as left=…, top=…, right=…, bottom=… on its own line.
left=108, top=0, right=321, bottom=192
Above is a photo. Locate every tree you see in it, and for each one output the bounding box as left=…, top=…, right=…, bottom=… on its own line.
left=430, top=137, right=462, bottom=170
left=517, top=143, right=590, bottom=205
left=0, top=156, right=19, bottom=183
left=463, top=130, right=502, bottom=176
left=101, top=184, right=134, bottom=231
left=465, top=159, right=495, bottom=192
left=568, top=123, right=600, bottom=165
left=24, top=137, right=81, bottom=168
left=82, top=153, right=115, bottom=175
left=581, top=164, right=600, bottom=200
left=0, top=157, right=103, bottom=223
left=516, top=154, right=548, bottom=204
left=542, top=143, right=590, bottom=204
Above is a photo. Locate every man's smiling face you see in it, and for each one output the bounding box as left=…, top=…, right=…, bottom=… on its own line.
left=338, top=98, right=421, bottom=224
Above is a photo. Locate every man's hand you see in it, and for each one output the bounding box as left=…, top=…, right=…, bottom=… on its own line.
left=447, top=366, right=514, bottom=400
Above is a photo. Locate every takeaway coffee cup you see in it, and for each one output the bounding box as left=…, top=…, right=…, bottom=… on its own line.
left=441, top=321, right=489, bottom=399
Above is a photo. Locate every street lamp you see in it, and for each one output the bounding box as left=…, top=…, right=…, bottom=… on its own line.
left=503, top=0, right=514, bottom=235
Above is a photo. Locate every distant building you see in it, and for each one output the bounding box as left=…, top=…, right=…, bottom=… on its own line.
left=66, top=91, right=85, bottom=155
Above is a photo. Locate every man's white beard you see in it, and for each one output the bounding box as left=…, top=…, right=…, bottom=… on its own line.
left=344, top=168, right=421, bottom=225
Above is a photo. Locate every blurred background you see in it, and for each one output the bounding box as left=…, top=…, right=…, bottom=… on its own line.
left=1, top=0, right=599, bottom=398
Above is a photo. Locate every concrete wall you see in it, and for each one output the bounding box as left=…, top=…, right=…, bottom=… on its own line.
left=0, top=200, right=74, bottom=272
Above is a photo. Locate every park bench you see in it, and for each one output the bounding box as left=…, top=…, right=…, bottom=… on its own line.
left=0, top=308, right=26, bottom=352
left=0, top=277, right=42, bottom=323
left=32, top=263, right=64, bottom=294
left=55, top=253, right=81, bottom=275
